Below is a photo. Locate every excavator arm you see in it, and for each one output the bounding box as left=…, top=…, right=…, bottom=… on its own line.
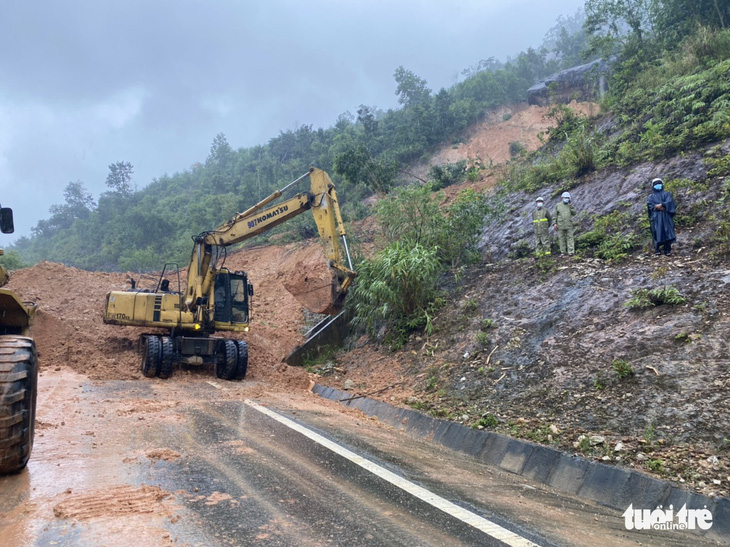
left=184, top=167, right=355, bottom=317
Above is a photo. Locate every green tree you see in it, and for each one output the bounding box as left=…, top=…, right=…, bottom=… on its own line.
left=357, top=105, right=378, bottom=137
left=333, top=143, right=398, bottom=194
left=542, top=10, right=589, bottom=67
left=105, top=161, right=134, bottom=197
left=394, top=66, right=431, bottom=107
left=33, top=180, right=96, bottom=237
left=206, top=133, right=234, bottom=165
left=375, top=183, right=444, bottom=246
left=584, top=0, right=655, bottom=56
left=654, top=0, right=730, bottom=44
left=0, top=249, right=28, bottom=270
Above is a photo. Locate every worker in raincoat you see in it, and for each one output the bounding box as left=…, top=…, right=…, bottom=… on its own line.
left=647, top=178, right=676, bottom=256
left=554, top=191, right=577, bottom=256
left=532, top=196, right=552, bottom=257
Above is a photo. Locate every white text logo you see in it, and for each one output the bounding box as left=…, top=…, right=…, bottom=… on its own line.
left=623, top=503, right=713, bottom=531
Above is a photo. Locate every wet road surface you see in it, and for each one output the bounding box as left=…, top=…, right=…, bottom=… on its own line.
left=0, top=370, right=721, bottom=546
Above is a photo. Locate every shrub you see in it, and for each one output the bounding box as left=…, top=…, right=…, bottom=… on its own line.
left=603, top=58, right=730, bottom=166
left=474, top=414, right=499, bottom=429
left=429, top=160, right=468, bottom=190
left=480, top=318, right=495, bottom=330
left=707, top=155, right=730, bottom=177
left=375, top=184, right=502, bottom=268
left=463, top=299, right=479, bottom=313
left=351, top=242, right=441, bottom=339
left=509, top=239, right=533, bottom=259
left=356, top=184, right=504, bottom=345
left=509, top=141, right=526, bottom=157
left=625, top=286, right=686, bottom=309
left=647, top=459, right=665, bottom=474
left=439, top=188, right=504, bottom=267
left=475, top=331, right=489, bottom=346
left=612, top=359, right=635, bottom=379
left=576, top=210, right=639, bottom=260
left=559, top=124, right=598, bottom=177
left=711, top=218, right=730, bottom=257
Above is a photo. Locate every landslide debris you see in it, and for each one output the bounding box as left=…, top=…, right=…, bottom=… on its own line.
left=5, top=242, right=321, bottom=390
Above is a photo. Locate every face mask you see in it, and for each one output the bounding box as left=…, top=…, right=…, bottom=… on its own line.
left=654, top=184, right=663, bottom=191
left=563, top=198, right=570, bottom=204
left=536, top=203, right=543, bottom=209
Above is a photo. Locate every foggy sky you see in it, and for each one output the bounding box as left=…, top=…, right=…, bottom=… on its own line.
left=0, top=0, right=584, bottom=240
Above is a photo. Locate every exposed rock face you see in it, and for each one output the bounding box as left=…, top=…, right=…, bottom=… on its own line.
left=479, top=148, right=714, bottom=263
left=468, top=139, right=730, bottom=444
left=527, top=59, right=611, bottom=107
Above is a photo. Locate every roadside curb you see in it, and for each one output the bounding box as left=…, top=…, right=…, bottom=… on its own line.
left=313, top=383, right=729, bottom=541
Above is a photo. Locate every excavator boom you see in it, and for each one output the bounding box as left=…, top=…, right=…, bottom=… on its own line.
left=184, top=167, right=355, bottom=315
left=102, top=168, right=356, bottom=382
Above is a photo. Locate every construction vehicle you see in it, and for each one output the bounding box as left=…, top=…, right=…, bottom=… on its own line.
left=103, top=167, right=356, bottom=381
left=0, top=205, right=38, bottom=474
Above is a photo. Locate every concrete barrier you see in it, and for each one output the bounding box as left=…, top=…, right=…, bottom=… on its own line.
left=313, top=383, right=730, bottom=541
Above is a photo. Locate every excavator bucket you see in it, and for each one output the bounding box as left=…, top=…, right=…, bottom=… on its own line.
left=282, top=270, right=346, bottom=316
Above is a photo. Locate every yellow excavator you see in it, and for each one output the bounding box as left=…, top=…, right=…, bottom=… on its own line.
left=103, top=167, right=356, bottom=381
left=0, top=205, right=38, bottom=474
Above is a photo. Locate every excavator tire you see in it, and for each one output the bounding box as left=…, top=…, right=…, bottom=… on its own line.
left=141, top=335, right=161, bottom=378
left=215, top=340, right=237, bottom=381
left=159, top=337, right=174, bottom=379
left=234, top=341, right=248, bottom=380
left=0, top=336, right=38, bottom=474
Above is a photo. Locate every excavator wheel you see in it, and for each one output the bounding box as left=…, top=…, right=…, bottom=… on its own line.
left=0, top=336, right=38, bottom=474
left=141, top=335, right=161, bottom=378
left=234, top=341, right=248, bottom=380
left=215, top=340, right=237, bottom=381
left=159, top=337, right=174, bottom=379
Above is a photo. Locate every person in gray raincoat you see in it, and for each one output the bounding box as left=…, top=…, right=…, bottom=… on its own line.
left=554, top=191, right=577, bottom=256
left=532, top=196, right=552, bottom=257
left=647, top=177, right=676, bottom=256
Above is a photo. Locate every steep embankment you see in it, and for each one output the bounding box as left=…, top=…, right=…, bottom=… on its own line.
left=321, top=116, right=730, bottom=498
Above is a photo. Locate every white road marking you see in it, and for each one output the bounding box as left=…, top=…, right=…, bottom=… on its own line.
left=245, top=399, right=538, bottom=547
left=205, top=380, right=223, bottom=390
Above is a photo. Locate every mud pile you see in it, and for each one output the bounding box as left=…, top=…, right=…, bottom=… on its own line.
left=6, top=240, right=330, bottom=387
left=411, top=101, right=598, bottom=182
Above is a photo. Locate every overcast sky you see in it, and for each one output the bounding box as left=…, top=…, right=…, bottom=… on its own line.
left=0, top=0, right=584, bottom=240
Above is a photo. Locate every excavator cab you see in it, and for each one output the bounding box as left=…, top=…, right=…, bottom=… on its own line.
left=213, top=270, right=252, bottom=326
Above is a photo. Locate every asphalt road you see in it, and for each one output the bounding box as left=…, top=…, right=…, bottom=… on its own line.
left=0, top=370, right=720, bottom=546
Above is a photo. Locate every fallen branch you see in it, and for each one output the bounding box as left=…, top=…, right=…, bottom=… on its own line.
left=646, top=365, right=659, bottom=376
left=485, top=345, right=499, bottom=366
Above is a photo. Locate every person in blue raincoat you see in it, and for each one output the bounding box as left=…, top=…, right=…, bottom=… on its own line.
left=647, top=178, right=676, bottom=256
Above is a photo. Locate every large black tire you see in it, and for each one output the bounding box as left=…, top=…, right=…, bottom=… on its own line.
left=234, top=340, right=248, bottom=381
left=215, top=340, right=237, bottom=381
left=0, top=336, right=38, bottom=474
left=141, top=335, right=161, bottom=378
left=158, top=337, right=174, bottom=379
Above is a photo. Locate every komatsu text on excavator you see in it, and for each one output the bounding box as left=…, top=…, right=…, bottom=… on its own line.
left=103, top=168, right=355, bottom=381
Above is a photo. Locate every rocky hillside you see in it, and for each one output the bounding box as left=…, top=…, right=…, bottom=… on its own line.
left=319, top=118, right=730, bottom=499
